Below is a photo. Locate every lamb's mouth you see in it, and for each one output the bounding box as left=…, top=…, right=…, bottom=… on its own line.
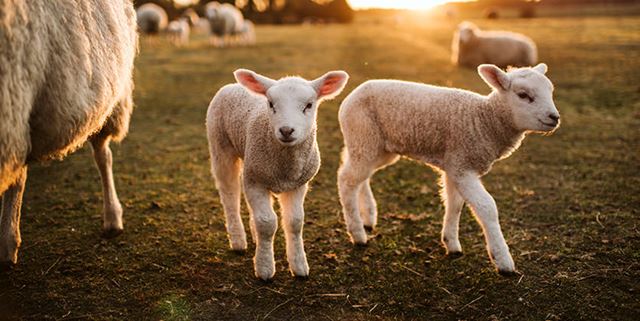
left=278, top=137, right=296, bottom=144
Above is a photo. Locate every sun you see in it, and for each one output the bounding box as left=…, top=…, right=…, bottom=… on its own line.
left=348, top=0, right=452, bottom=10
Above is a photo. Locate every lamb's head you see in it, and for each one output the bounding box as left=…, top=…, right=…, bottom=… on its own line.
left=479, top=63, right=560, bottom=133
left=234, top=69, right=349, bottom=146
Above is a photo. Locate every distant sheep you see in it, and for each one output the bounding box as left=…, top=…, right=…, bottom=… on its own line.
left=452, top=21, right=537, bottom=68
left=0, top=0, right=137, bottom=266
left=136, top=3, right=168, bottom=34
left=337, top=64, right=559, bottom=274
left=182, top=8, right=200, bottom=26
left=205, top=1, right=254, bottom=47
left=206, top=69, right=348, bottom=280
left=167, top=19, right=190, bottom=46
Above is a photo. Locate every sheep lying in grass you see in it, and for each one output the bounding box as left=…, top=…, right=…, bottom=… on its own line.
left=167, top=19, right=190, bottom=46
left=206, top=69, right=348, bottom=280
left=205, top=1, right=253, bottom=47
left=136, top=3, right=168, bottom=35
left=452, top=22, right=537, bottom=68
left=0, top=0, right=137, bottom=267
left=337, top=63, right=559, bottom=274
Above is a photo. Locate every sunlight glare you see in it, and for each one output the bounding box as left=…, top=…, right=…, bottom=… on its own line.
left=348, top=0, right=453, bottom=10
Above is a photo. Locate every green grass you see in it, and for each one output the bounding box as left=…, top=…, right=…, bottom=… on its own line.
left=1, top=12, right=639, bottom=321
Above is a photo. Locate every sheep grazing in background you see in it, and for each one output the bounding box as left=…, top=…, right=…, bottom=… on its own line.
left=167, top=18, right=190, bottom=46
left=205, top=1, right=254, bottom=47
left=337, top=63, right=559, bottom=274
left=0, top=0, right=138, bottom=267
left=136, top=2, right=168, bottom=35
left=206, top=69, right=349, bottom=280
left=182, top=8, right=200, bottom=26
left=452, top=21, right=537, bottom=68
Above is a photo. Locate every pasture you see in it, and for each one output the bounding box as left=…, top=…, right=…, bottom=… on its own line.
left=1, top=11, right=639, bottom=321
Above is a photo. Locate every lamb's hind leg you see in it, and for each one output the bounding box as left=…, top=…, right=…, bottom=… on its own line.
left=451, top=172, right=515, bottom=274
left=279, top=184, right=309, bottom=277
left=441, top=173, right=464, bottom=255
left=0, top=166, right=27, bottom=267
left=338, top=152, right=376, bottom=245
left=90, top=136, right=123, bottom=238
left=358, top=179, right=377, bottom=231
left=212, top=155, right=246, bottom=251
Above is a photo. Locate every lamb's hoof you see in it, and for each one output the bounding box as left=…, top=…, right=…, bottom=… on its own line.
left=447, top=251, right=464, bottom=259
left=294, top=274, right=309, bottom=281
left=364, top=225, right=374, bottom=232
left=0, top=261, right=15, bottom=272
left=101, top=227, right=123, bottom=239
left=230, top=248, right=247, bottom=255
left=256, top=275, right=273, bottom=283
left=498, top=269, right=518, bottom=277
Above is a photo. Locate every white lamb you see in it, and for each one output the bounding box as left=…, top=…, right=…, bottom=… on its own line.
left=337, top=63, right=559, bottom=274
left=205, top=2, right=252, bottom=47
left=206, top=69, right=349, bottom=280
left=0, top=0, right=138, bottom=266
left=167, top=19, right=190, bottom=46
left=136, top=2, right=168, bottom=35
left=452, top=21, right=537, bottom=68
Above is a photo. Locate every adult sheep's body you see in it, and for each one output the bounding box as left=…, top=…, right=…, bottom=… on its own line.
left=452, top=22, right=537, bottom=68
left=0, top=0, right=138, bottom=266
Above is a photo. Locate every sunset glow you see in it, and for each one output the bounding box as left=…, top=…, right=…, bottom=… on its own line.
left=348, top=0, right=453, bottom=10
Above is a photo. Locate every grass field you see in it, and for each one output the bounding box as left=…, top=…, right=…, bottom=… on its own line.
left=1, top=11, right=639, bottom=321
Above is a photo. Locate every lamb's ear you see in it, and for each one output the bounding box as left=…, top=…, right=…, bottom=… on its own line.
left=478, top=64, right=510, bottom=91
left=311, top=71, right=349, bottom=100
left=533, top=63, right=548, bottom=74
left=233, top=69, right=277, bottom=96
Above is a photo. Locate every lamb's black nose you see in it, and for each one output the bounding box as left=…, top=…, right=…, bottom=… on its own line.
left=279, top=127, right=294, bottom=138
left=548, top=114, right=560, bottom=123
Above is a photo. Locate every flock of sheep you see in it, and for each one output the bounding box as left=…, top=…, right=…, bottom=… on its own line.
left=136, top=2, right=255, bottom=47
left=0, top=0, right=557, bottom=282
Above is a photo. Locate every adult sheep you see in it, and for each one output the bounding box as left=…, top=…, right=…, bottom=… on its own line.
left=205, top=1, right=250, bottom=47
left=0, top=0, right=138, bottom=267
left=136, top=2, right=168, bottom=35
left=452, top=21, right=537, bottom=68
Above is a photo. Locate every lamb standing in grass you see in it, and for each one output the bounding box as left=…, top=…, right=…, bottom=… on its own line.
left=206, top=69, right=348, bottom=280
left=452, top=21, right=537, bottom=68
left=337, top=64, right=559, bottom=274
left=0, top=0, right=137, bottom=266
left=136, top=3, right=168, bottom=35
left=167, top=18, right=190, bottom=46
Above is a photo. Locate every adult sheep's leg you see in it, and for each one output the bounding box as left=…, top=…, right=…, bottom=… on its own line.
left=212, top=154, right=246, bottom=251
left=358, top=179, right=377, bottom=231
left=440, top=173, right=464, bottom=255
left=0, top=166, right=27, bottom=266
left=451, top=172, right=515, bottom=274
left=90, top=136, right=124, bottom=238
left=278, top=184, right=309, bottom=277
left=244, top=182, right=277, bottom=281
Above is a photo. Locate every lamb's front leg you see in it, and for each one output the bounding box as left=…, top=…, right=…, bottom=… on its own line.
left=452, top=172, right=515, bottom=274
left=244, top=182, right=278, bottom=281
left=278, top=184, right=309, bottom=277
left=90, top=137, right=123, bottom=238
left=358, top=179, right=378, bottom=231
left=441, top=173, right=464, bottom=255
left=0, top=166, right=27, bottom=266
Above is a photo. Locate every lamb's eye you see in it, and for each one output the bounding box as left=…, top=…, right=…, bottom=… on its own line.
left=517, top=92, right=534, bottom=103
left=303, top=103, right=313, bottom=112
left=268, top=101, right=275, bottom=112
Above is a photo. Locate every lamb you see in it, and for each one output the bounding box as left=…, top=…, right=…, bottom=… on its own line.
left=206, top=69, right=349, bottom=280
left=167, top=18, right=190, bottom=46
left=452, top=21, right=537, bottom=68
left=205, top=1, right=252, bottom=47
left=136, top=2, right=168, bottom=35
left=337, top=63, right=559, bottom=274
left=0, top=0, right=138, bottom=266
